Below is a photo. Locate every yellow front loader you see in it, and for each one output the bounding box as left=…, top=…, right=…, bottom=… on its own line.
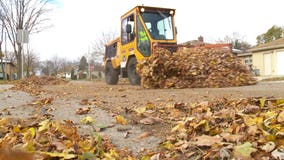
left=104, top=6, right=177, bottom=85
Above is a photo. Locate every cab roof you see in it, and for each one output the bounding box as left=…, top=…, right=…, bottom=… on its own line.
left=121, top=5, right=175, bottom=19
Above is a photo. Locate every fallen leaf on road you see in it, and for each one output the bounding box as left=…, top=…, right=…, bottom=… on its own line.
left=79, top=99, right=91, bottom=105
left=134, top=106, right=146, bottom=116
left=124, top=131, right=130, bottom=138
left=117, top=127, right=131, bottom=132
left=138, top=132, right=149, bottom=139
left=139, top=117, right=163, bottom=125
left=81, top=116, right=95, bottom=124
left=76, top=107, right=91, bottom=115
left=115, top=115, right=127, bottom=125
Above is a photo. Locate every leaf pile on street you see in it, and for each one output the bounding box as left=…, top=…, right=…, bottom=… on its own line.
left=137, top=47, right=256, bottom=88
left=138, top=97, right=284, bottom=159
left=11, top=76, right=68, bottom=95
left=0, top=117, right=134, bottom=160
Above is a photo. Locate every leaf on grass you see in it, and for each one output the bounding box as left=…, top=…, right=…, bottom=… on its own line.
left=233, top=142, right=257, bottom=159
left=81, top=116, right=95, bottom=125
left=115, top=115, right=127, bottom=125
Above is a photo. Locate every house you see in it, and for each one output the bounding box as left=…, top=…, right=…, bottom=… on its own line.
left=236, top=52, right=253, bottom=69
left=0, top=60, right=15, bottom=80
left=250, top=38, right=284, bottom=76
left=230, top=48, right=253, bottom=71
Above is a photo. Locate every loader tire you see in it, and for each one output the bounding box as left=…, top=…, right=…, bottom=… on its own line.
left=127, top=57, right=141, bottom=85
left=105, top=61, right=119, bottom=85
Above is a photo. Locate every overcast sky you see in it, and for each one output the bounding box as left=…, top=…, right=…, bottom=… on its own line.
left=30, top=0, right=284, bottom=60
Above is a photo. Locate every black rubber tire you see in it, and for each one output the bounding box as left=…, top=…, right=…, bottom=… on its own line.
left=105, top=61, right=119, bottom=85
left=127, top=57, right=141, bottom=85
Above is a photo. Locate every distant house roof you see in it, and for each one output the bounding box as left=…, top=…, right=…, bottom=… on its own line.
left=250, top=38, right=284, bottom=52
left=232, top=48, right=243, bottom=54
left=237, top=52, right=252, bottom=57
left=0, top=60, right=15, bottom=67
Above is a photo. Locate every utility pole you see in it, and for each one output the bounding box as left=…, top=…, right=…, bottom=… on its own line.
left=16, top=29, right=29, bottom=79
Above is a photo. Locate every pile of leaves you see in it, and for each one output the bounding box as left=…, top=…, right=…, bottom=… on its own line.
left=139, top=97, right=284, bottom=159
left=11, top=76, right=68, bottom=95
left=0, top=117, right=134, bottom=160
left=137, top=47, right=256, bottom=88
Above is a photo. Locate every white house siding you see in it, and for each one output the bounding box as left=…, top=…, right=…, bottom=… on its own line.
left=264, top=53, right=272, bottom=75
left=276, top=51, right=284, bottom=75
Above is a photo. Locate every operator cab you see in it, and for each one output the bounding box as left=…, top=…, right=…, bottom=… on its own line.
left=140, top=9, right=175, bottom=40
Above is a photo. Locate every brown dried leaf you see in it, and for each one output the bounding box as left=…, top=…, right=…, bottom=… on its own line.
left=138, top=132, right=149, bottom=139
left=79, top=99, right=91, bottom=105
left=221, top=132, right=244, bottom=142
left=277, top=110, right=284, bottom=123
left=76, top=107, right=91, bottom=115
left=192, top=135, right=223, bottom=146
left=139, top=117, right=163, bottom=125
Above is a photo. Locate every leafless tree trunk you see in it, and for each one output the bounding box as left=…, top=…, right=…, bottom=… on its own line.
left=0, top=16, right=6, bottom=80
left=24, top=48, right=39, bottom=77
left=89, top=31, right=118, bottom=63
left=0, top=0, right=53, bottom=79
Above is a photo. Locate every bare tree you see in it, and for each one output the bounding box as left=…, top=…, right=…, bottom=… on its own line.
left=216, top=32, right=251, bottom=52
left=40, top=57, right=77, bottom=77
left=89, top=30, right=118, bottom=63
left=50, top=55, right=62, bottom=76
left=0, top=0, right=53, bottom=79
left=0, top=14, right=6, bottom=80
left=58, top=57, right=73, bottom=74
left=5, top=51, right=17, bottom=64
left=24, top=49, right=39, bottom=77
left=41, top=60, right=52, bottom=76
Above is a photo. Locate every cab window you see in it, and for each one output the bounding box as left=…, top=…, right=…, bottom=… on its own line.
left=121, top=14, right=135, bottom=44
left=136, top=16, right=150, bottom=56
